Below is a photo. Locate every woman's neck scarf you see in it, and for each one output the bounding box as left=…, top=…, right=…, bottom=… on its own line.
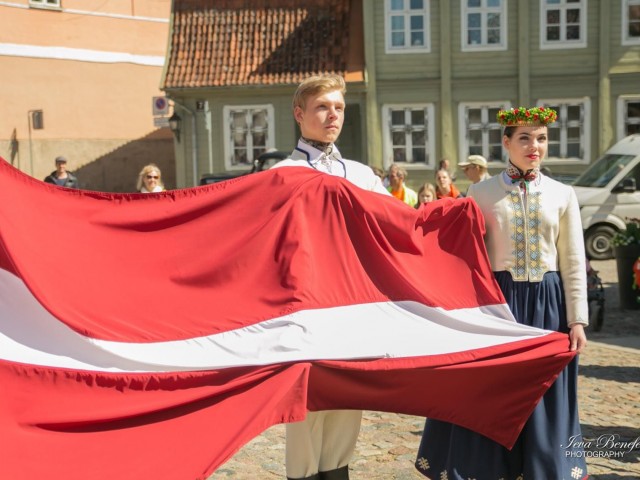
left=506, top=161, right=538, bottom=192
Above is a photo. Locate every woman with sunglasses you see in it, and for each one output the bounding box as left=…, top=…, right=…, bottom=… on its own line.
left=137, top=164, right=165, bottom=193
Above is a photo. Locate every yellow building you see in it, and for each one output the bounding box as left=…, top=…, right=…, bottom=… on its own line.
left=0, top=0, right=174, bottom=191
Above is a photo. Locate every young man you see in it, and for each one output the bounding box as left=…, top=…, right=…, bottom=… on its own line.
left=272, top=74, right=388, bottom=480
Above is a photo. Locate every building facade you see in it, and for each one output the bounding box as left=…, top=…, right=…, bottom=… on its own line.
left=162, top=0, right=640, bottom=190
left=0, top=0, right=174, bottom=191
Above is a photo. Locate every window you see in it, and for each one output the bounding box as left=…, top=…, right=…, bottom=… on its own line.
left=382, top=104, right=436, bottom=167
left=385, top=0, right=430, bottom=53
left=537, top=98, right=591, bottom=162
left=623, top=0, right=640, bottom=45
left=29, top=0, right=61, bottom=8
left=461, top=0, right=506, bottom=51
left=540, top=0, right=587, bottom=49
left=222, top=105, right=275, bottom=170
left=617, top=96, right=640, bottom=138
left=458, top=103, right=507, bottom=162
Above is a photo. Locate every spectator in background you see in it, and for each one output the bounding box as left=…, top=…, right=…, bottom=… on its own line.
left=435, top=169, right=462, bottom=199
left=459, top=155, right=491, bottom=190
left=439, top=157, right=456, bottom=181
left=387, top=163, right=418, bottom=207
left=415, top=182, right=437, bottom=208
left=137, top=164, right=165, bottom=193
left=371, top=166, right=386, bottom=183
left=43, top=156, right=80, bottom=189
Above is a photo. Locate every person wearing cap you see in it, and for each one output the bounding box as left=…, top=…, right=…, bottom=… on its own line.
left=415, top=107, right=588, bottom=480
left=43, top=156, right=80, bottom=189
left=458, top=154, right=491, bottom=187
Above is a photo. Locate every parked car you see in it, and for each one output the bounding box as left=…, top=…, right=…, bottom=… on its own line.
left=572, top=134, right=640, bottom=260
left=199, top=150, right=288, bottom=185
left=551, top=173, right=579, bottom=185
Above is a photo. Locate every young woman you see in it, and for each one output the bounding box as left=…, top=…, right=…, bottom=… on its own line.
left=434, top=168, right=462, bottom=199
left=137, top=164, right=165, bottom=193
left=415, top=107, right=589, bottom=479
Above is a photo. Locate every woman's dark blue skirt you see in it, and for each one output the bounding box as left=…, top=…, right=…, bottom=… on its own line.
left=415, top=271, right=588, bottom=480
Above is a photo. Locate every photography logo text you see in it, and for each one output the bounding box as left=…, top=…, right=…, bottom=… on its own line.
left=564, top=434, right=640, bottom=458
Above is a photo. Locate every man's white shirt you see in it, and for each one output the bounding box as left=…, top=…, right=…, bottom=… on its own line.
left=271, top=140, right=389, bottom=195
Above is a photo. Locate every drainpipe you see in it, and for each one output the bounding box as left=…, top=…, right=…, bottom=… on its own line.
left=173, top=100, right=198, bottom=186
left=204, top=102, right=214, bottom=175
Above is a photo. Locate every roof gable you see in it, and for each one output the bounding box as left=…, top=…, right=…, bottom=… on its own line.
left=162, top=0, right=364, bottom=89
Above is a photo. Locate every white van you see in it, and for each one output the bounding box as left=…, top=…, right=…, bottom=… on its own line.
left=573, top=134, right=640, bottom=260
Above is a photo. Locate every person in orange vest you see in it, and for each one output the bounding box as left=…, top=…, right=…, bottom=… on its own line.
left=386, top=164, right=418, bottom=206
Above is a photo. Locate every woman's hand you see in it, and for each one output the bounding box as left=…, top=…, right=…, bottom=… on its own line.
left=569, top=324, right=587, bottom=353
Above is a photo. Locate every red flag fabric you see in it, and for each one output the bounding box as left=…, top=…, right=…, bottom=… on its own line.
left=0, top=158, right=575, bottom=480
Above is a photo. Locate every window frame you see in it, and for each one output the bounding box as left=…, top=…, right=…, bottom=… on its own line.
left=222, top=104, right=275, bottom=171
left=540, top=0, right=587, bottom=50
left=616, top=95, right=640, bottom=139
left=460, top=0, right=507, bottom=52
left=536, top=98, right=591, bottom=165
left=29, top=0, right=61, bottom=9
left=381, top=103, right=436, bottom=169
left=458, top=102, right=509, bottom=164
left=385, top=0, right=431, bottom=54
left=623, top=0, right=640, bottom=45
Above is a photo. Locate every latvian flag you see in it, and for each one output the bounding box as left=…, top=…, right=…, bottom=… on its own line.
left=0, top=159, right=574, bottom=480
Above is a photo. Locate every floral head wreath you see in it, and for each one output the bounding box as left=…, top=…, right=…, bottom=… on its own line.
left=497, top=107, right=557, bottom=126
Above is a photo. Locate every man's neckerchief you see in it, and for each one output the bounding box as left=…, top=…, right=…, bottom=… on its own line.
left=300, top=136, right=333, bottom=155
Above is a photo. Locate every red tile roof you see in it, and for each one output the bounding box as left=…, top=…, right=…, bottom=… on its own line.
left=162, top=0, right=364, bottom=89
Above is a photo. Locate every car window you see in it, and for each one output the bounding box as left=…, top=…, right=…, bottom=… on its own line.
left=623, top=163, right=640, bottom=187
left=573, top=154, right=636, bottom=188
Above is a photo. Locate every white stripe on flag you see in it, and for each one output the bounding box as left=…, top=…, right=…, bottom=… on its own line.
left=0, top=268, right=551, bottom=373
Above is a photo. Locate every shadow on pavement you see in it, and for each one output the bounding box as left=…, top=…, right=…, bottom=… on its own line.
left=579, top=364, right=640, bottom=382
left=580, top=424, right=640, bottom=468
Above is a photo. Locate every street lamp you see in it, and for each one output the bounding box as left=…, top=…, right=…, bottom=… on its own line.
left=168, top=112, right=181, bottom=142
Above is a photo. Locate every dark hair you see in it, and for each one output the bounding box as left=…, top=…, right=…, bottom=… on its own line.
left=503, top=126, right=516, bottom=138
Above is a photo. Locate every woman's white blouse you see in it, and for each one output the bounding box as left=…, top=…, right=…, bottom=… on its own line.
left=468, top=173, right=588, bottom=327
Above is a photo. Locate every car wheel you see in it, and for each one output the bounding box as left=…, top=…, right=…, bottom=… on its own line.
left=584, top=225, right=616, bottom=260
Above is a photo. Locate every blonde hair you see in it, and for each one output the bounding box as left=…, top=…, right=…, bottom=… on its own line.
left=416, top=182, right=437, bottom=207
left=418, top=182, right=436, bottom=198
left=292, top=74, right=346, bottom=111
left=137, top=163, right=164, bottom=192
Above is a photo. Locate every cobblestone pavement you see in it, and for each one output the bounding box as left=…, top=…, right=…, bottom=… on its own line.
left=210, top=259, right=640, bottom=479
